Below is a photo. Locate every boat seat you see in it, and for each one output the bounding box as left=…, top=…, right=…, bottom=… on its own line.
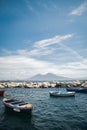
left=11, top=101, right=23, bottom=105
left=5, top=100, right=27, bottom=106
left=5, top=100, right=15, bottom=103
left=13, top=102, right=27, bottom=106
left=18, top=102, right=27, bottom=106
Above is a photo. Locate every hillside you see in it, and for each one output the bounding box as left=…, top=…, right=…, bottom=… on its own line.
left=29, top=73, right=70, bottom=81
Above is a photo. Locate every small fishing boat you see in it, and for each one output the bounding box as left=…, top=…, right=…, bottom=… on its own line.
left=49, top=91, right=75, bottom=97
left=3, top=98, right=33, bottom=114
left=66, top=87, right=87, bottom=93
left=0, top=90, right=5, bottom=96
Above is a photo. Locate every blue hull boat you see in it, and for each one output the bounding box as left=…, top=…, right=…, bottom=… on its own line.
left=3, top=98, right=33, bottom=114
left=67, top=87, right=87, bottom=93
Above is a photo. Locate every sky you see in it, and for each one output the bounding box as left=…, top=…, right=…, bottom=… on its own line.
left=0, top=0, right=87, bottom=80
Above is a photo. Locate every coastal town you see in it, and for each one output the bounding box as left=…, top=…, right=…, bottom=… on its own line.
left=0, top=80, right=87, bottom=89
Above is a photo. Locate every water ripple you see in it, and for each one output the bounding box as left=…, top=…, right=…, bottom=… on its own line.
left=0, top=88, right=87, bottom=130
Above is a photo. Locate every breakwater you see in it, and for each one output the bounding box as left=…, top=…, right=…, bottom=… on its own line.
left=0, top=80, right=87, bottom=88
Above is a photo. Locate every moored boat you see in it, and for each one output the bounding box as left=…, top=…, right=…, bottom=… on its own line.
left=66, top=87, right=87, bottom=93
left=49, top=91, right=75, bottom=97
left=3, top=98, right=33, bottom=114
left=0, top=90, right=5, bottom=96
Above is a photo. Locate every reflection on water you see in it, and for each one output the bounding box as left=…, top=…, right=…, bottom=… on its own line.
left=0, top=88, right=87, bottom=130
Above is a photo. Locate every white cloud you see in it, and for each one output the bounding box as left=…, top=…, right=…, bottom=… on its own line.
left=24, top=0, right=33, bottom=11
left=24, top=0, right=39, bottom=16
left=69, top=2, right=87, bottom=16
left=16, top=34, right=73, bottom=57
left=0, top=54, right=87, bottom=80
left=0, top=34, right=87, bottom=80
left=0, top=56, right=56, bottom=80
left=33, top=34, right=85, bottom=65
left=34, top=34, right=73, bottom=48
left=2, top=49, right=12, bottom=55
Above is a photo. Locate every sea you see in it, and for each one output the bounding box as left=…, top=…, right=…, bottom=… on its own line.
left=0, top=87, right=87, bottom=130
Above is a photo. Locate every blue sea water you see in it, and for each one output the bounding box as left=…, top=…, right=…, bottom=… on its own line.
left=0, top=88, right=87, bottom=130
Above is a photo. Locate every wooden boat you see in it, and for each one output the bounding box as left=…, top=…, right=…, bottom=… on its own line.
left=3, top=98, right=33, bottom=114
left=0, top=90, right=5, bottom=96
left=49, top=91, right=75, bottom=97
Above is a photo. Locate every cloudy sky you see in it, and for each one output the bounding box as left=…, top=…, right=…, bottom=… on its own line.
left=0, top=0, right=87, bottom=80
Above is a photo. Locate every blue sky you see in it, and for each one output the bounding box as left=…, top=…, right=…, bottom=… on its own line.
left=0, top=0, right=87, bottom=80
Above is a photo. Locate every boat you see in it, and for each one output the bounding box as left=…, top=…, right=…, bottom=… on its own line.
left=0, top=90, right=5, bottom=96
left=3, top=98, right=33, bottom=114
left=66, top=87, right=87, bottom=93
left=49, top=91, right=75, bottom=97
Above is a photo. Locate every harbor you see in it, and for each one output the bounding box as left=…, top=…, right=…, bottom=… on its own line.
left=0, top=0, right=87, bottom=129
left=0, top=87, right=87, bottom=130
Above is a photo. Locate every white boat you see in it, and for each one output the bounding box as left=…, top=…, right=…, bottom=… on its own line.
left=49, top=91, right=75, bottom=97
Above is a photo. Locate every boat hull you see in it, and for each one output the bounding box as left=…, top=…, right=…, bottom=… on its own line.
left=67, top=87, right=87, bottom=93
left=3, top=98, right=33, bottom=114
left=0, top=90, right=4, bottom=96
left=49, top=91, right=75, bottom=97
left=4, top=105, right=32, bottom=114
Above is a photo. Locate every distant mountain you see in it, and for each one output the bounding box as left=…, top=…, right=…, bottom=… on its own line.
left=29, top=73, right=71, bottom=81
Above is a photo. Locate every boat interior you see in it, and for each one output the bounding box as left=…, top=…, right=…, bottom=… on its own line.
left=5, top=99, right=27, bottom=106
